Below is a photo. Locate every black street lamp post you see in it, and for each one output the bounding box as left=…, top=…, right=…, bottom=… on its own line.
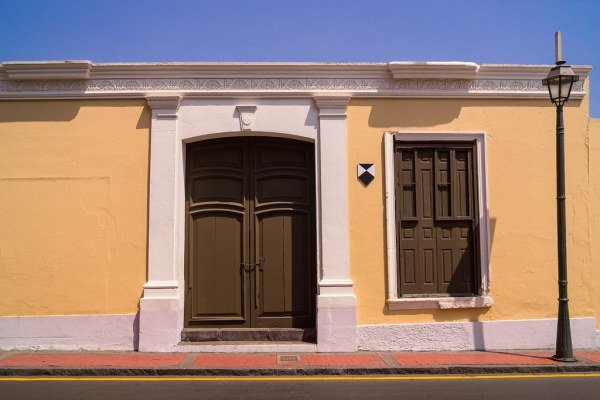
left=542, top=32, right=579, bottom=362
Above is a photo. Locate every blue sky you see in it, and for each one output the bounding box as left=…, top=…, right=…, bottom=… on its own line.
left=1, top=0, right=598, bottom=116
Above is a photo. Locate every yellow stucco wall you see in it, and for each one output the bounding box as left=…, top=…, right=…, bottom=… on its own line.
left=347, top=91, right=597, bottom=325
left=0, top=100, right=150, bottom=316
left=591, top=117, right=600, bottom=328
left=1, top=92, right=597, bottom=326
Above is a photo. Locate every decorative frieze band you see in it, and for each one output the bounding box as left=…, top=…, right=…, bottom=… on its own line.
left=0, top=77, right=585, bottom=93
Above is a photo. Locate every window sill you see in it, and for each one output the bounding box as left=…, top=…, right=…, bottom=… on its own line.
left=386, top=296, right=493, bottom=311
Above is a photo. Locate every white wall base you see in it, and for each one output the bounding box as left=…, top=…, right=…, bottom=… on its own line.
left=3, top=314, right=599, bottom=352
left=358, top=317, right=600, bottom=351
left=138, top=297, right=181, bottom=352
left=0, top=314, right=138, bottom=351
left=316, top=294, right=358, bottom=352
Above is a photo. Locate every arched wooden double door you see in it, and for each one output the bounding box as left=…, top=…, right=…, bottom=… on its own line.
left=185, top=137, right=316, bottom=328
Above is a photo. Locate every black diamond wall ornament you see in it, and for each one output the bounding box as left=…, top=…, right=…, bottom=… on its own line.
left=357, top=163, right=375, bottom=185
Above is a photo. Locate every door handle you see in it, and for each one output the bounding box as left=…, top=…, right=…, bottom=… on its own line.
left=240, top=258, right=265, bottom=308
left=241, top=260, right=258, bottom=272
left=241, top=258, right=264, bottom=271
left=255, top=258, right=264, bottom=308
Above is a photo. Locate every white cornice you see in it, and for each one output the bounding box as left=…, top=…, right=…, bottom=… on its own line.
left=388, top=62, right=479, bottom=79
left=0, top=61, right=392, bottom=80
left=479, top=64, right=592, bottom=80
left=90, top=62, right=391, bottom=79
left=0, top=60, right=591, bottom=100
left=3, top=61, right=92, bottom=80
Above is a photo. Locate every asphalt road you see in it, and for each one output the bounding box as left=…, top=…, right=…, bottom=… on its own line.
left=2, top=374, right=600, bottom=400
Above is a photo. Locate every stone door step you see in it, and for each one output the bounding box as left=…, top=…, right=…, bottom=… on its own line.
left=181, top=328, right=316, bottom=343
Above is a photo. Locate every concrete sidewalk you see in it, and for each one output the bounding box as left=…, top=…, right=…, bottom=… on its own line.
left=2, top=350, right=600, bottom=376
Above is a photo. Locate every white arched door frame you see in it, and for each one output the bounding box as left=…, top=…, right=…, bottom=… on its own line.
left=139, top=96, right=357, bottom=352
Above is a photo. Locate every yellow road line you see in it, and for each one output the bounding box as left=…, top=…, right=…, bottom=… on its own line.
left=1, top=373, right=600, bottom=382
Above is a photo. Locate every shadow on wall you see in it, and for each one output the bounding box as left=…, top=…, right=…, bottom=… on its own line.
left=0, top=100, right=151, bottom=130
left=366, top=98, right=580, bottom=128
left=367, top=99, right=463, bottom=128
left=0, top=100, right=80, bottom=122
left=133, top=310, right=140, bottom=351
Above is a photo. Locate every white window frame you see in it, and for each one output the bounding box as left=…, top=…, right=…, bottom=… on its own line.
left=384, top=131, right=492, bottom=310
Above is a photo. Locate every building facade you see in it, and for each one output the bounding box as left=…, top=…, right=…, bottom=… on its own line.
left=0, top=60, right=599, bottom=352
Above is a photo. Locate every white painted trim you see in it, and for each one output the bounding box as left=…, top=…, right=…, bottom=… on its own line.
left=358, top=318, right=600, bottom=351
left=0, top=61, right=589, bottom=100
left=387, top=296, right=493, bottom=310
left=144, top=96, right=182, bottom=300
left=318, top=279, right=354, bottom=287
left=314, top=95, right=352, bottom=295
left=0, top=314, right=138, bottom=351
left=384, top=133, right=399, bottom=300
left=384, top=131, right=491, bottom=308
left=314, top=95, right=358, bottom=352
left=138, top=97, right=183, bottom=352
left=143, top=281, right=179, bottom=289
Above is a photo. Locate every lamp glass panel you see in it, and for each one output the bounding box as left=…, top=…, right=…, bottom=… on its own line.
left=547, top=76, right=560, bottom=101
left=560, top=77, right=574, bottom=101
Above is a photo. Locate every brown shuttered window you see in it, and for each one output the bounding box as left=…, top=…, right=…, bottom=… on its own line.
left=395, top=142, right=479, bottom=297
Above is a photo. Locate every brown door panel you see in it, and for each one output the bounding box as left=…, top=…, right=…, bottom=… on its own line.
left=185, top=139, right=250, bottom=327
left=250, top=138, right=316, bottom=328
left=185, top=137, right=316, bottom=329
left=189, top=175, right=245, bottom=205
left=253, top=141, right=312, bottom=172
left=253, top=210, right=314, bottom=327
left=188, top=211, right=248, bottom=324
left=188, top=141, right=246, bottom=172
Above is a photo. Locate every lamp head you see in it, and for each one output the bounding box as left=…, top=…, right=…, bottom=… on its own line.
left=542, top=61, right=579, bottom=106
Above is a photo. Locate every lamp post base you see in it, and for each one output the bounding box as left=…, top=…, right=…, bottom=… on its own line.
left=551, top=355, right=578, bottom=363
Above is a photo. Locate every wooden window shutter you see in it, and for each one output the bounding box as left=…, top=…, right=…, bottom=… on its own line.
left=396, top=142, right=479, bottom=297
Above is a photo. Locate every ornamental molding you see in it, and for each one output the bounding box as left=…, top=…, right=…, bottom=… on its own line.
left=146, top=95, right=180, bottom=119
left=235, top=105, right=257, bottom=131
left=146, top=95, right=181, bottom=110
left=314, top=95, right=350, bottom=118
left=0, top=61, right=590, bottom=100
